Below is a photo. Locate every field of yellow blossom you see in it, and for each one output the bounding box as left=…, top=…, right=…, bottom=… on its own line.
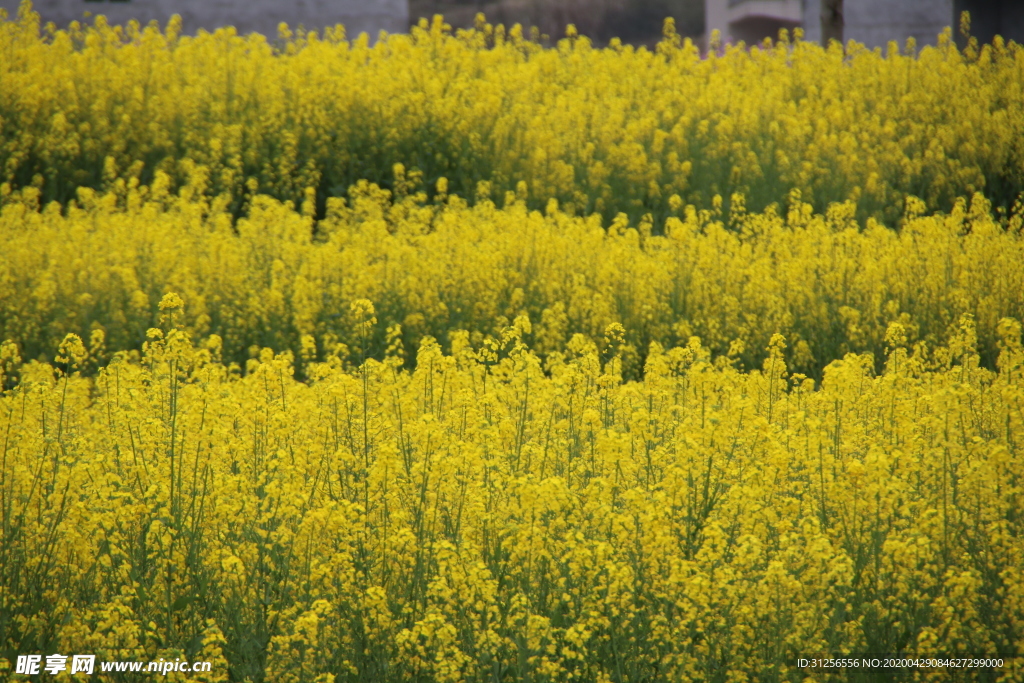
left=1, top=303, right=1023, bottom=682
left=1, top=180, right=1023, bottom=386
left=2, top=2, right=1024, bottom=227
left=2, top=1, right=1024, bottom=681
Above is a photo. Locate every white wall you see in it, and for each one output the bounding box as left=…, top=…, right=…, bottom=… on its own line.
left=705, top=0, right=729, bottom=43
left=0, top=0, right=409, bottom=41
left=843, top=0, right=953, bottom=48
left=709, top=0, right=955, bottom=50
left=801, top=0, right=822, bottom=43
left=706, top=0, right=803, bottom=45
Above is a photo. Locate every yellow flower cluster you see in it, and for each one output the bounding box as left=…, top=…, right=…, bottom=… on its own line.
left=1, top=309, right=1022, bottom=680
left=1, top=2, right=1023, bottom=226
left=1, top=181, right=1022, bottom=381
left=2, top=3, right=1024, bottom=678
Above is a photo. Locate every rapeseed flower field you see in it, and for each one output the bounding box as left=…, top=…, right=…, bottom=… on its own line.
left=1, top=2, right=1024, bottom=681
left=2, top=3, right=1024, bottom=226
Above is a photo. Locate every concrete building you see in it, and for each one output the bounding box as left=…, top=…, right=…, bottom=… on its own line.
left=705, top=0, right=803, bottom=46
left=707, top=0, right=1024, bottom=49
left=803, top=0, right=954, bottom=47
left=0, top=0, right=409, bottom=40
